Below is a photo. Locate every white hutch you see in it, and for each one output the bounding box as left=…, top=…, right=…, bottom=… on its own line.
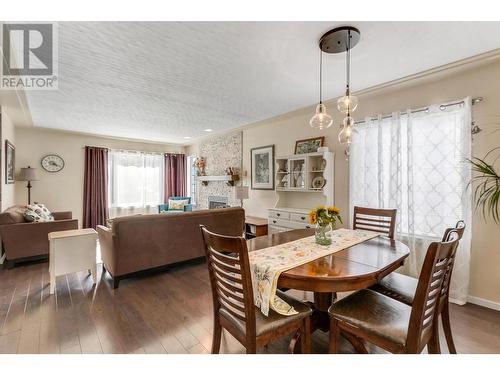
left=268, top=149, right=335, bottom=234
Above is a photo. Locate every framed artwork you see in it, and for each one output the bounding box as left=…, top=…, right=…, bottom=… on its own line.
left=251, top=145, right=274, bottom=190
left=5, top=140, right=15, bottom=184
left=294, top=136, right=325, bottom=154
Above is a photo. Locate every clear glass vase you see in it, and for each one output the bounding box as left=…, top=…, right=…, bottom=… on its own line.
left=315, top=223, right=332, bottom=245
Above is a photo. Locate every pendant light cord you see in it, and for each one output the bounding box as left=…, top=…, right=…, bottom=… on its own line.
left=319, top=49, right=323, bottom=104
left=346, top=30, right=351, bottom=96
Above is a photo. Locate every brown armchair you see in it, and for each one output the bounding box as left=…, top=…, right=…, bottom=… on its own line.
left=0, top=206, right=78, bottom=268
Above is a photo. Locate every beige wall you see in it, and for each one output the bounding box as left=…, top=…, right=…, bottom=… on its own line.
left=1, top=108, right=16, bottom=210
left=14, top=127, right=184, bottom=226
left=188, top=56, right=500, bottom=305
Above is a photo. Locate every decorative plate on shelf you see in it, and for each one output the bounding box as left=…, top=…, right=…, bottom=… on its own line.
left=320, top=158, right=327, bottom=170
left=312, top=176, right=326, bottom=189
left=41, top=154, right=65, bottom=172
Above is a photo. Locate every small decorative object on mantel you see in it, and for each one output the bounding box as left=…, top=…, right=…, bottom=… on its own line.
left=5, top=140, right=15, bottom=184
left=194, top=157, right=206, bottom=176
left=295, top=136, right=325, bottom=154
left=309, top=205, right=342, bottom=245
left=251, top=145, right=274, bottom=190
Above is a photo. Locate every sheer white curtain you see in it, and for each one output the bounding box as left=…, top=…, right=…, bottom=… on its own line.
left=108, top=150, right=164, bottom=218
left=349, top=98, right=472, bottom=304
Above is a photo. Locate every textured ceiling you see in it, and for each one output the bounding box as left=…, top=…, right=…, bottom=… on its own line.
left=22, top=22, right=500, bottom=144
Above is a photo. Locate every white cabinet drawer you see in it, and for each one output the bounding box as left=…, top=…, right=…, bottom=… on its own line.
left=268, top=218, right=289, bottom=227
left=286, top=220, right=313, bottom=230
left=268, top=225, right=281, bottom=235
left=290, top=212, right=309, bottom=223
left=269, top=210, right=290, bottom=220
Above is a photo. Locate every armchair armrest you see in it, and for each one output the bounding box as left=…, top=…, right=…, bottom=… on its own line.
left=97, top=225, right=117, bottom=276
left=0, top=219, right=78, bottom=260
left=52, top=211, right=73, bottom=220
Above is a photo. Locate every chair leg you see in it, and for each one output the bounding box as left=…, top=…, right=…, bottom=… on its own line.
left=441, top=303, right=457, bottom=354
left=427, top=323, right=441, bottom=354
left=300, top=317, right=311, bottom=354
left=113, top=278, right=120, bottom=289
left=211, top=318, right=222, bottom=354
left=329, top=318, right=340, bottom=354
left=245, top=342, right=257, bottom=354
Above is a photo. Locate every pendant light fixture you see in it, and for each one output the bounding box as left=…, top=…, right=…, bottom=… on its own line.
left=316, top=26, right=361, bottom=149
left=309, top=49, right=333, bottom=129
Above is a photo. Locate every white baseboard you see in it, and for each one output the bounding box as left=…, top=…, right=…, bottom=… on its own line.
left=467, top=295, right=500, bottom=311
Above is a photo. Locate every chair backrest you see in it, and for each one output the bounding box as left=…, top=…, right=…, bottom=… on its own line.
left=439, top=221, right=466, bottom=306
left=406, top=229, right=460, bottom=352
left=352, top=206, right=397, bottom=239
left=200, top=225, right=256, bottom=339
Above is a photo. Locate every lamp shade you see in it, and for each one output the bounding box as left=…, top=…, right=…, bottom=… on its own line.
left=18, top=167, right=39, bottom=181
left=234, top=185, right=249, bottom=200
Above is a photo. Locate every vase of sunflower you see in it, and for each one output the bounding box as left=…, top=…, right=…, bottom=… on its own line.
left=309, top=206, right=342, bottom=245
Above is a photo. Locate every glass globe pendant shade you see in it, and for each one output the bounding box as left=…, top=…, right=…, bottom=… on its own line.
left=338, top=116, right=358, bottom=145
left=337, top=94, right=359, bottom=114
left=309, top=103, right=333, bottom=130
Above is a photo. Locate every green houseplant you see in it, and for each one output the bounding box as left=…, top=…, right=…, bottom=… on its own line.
left=467, top=146, right=500, bottom=223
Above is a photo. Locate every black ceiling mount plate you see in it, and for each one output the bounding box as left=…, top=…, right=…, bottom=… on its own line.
left=319, top=26, right=360, bottom=54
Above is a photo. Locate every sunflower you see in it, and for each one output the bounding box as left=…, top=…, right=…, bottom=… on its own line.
left=327, top=206, right=340, bottom=215
left=308, top=210, right=317, bottom=224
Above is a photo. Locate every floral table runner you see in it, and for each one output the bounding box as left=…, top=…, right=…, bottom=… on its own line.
left=248, top=228, right=380, bottom=316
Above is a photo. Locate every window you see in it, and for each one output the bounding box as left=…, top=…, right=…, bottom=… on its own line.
left=108, top=150, right=164, bottom=216
left=349, top=100, right=472, bottom=304
left=186, top=154, right=197, bottom=205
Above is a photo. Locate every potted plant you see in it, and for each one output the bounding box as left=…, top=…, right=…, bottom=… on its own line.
left=309, top=205, right=342, bottom=245
left=467, top=147, right=500, bottom=223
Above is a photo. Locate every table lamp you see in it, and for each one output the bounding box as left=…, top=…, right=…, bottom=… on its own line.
left=18, top=166, right=39, bottom=205
left=234, top=185, right=249, bottom=208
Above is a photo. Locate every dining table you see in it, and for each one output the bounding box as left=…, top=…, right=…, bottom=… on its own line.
left=246, top=228, right=410, bottom=353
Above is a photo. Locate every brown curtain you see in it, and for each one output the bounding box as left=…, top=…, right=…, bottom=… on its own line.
left=164, top=153, right=186, bottom=201
left=83, top=146, right=109, bottom=228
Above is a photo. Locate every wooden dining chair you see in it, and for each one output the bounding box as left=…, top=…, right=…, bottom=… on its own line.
left=352, top=206, right=397, bottom=239
left=200, top=225, right=312, bottom=354
left=328, top=230, right=460, bottom=354
left=370, top=221, right=466, bottom=353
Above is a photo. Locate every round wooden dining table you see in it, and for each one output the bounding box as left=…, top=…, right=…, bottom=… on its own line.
left=246, top=228, right=410, bottom=352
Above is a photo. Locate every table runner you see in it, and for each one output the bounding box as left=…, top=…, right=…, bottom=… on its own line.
left=248, top=228, right=380, bottom=316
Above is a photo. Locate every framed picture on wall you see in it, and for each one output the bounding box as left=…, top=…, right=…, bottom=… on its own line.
left=5, top=140, right=15, bottom=184
left=294, top=136, right=325, bottom=154
left=251, top=145, right=274, bottom=190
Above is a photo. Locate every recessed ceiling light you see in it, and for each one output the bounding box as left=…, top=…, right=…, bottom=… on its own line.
left=183, top=136, right=191, bottom=139
left=204, top=128, right=213, bottom=132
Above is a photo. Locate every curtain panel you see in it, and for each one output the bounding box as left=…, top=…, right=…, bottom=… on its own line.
left=83, top=146, right=109, bottom=228
left=349, top=98, right=472, bottom=304
left=164, top=153, right=187, bottom=201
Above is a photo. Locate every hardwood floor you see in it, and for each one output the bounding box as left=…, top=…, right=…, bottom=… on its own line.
left=1, top=260, right=499, bottom=354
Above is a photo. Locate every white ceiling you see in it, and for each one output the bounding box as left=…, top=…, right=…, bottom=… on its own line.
left=22, top=22, right=500, bottom=144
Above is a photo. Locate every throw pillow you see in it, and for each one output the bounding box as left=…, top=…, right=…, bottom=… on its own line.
left=168, top=199, right=189, bottom=211
left=23, top=203, right=55, bottom=222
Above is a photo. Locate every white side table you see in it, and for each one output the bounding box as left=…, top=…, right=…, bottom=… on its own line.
left=48, top=228, right=98, bottom=294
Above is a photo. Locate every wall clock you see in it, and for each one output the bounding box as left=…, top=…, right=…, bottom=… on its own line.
left=41, top=154, right=65, bottom=172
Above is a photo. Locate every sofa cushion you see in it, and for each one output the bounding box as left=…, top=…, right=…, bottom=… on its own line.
left=23, top=203, right=54, bottom=223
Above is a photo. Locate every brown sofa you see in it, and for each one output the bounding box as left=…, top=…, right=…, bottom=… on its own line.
left=97, top=207, right=245, bottom=288
left=0, top=205, right=79, bottom=268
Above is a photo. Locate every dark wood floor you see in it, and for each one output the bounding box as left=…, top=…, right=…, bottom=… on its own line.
left=1, top=260, right=500, bottom=354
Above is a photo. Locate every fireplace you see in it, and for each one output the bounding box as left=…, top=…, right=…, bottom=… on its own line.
left=208, top=196, right=229, bottom=209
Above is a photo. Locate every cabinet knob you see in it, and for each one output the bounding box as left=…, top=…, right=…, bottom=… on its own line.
left=277, top=213, right=281, bottom=217
left=301, top=216, right=305, bottom=220
left=273, top=220, right=277, bottom=224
